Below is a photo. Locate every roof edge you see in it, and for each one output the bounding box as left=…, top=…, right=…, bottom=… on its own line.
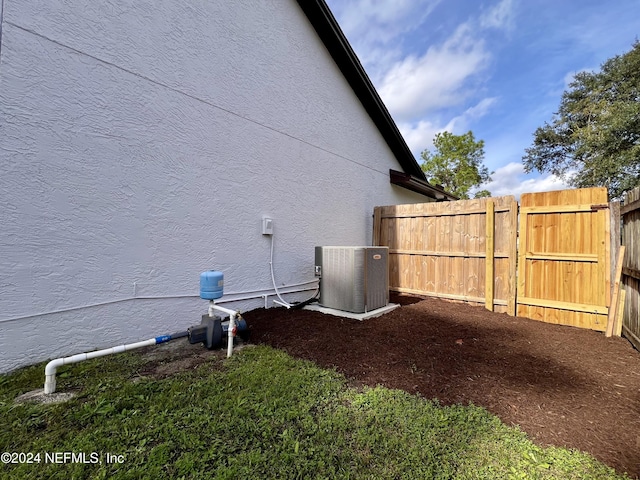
left=296, top=0, right=426, bottom=180
left=389, top=169, right=458, bottom=201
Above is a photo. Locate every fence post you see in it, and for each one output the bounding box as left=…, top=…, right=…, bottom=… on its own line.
left=485, top=199, right=495, bottom=311
left=508, top=200, right=518, bottom=316
left=373, top=207, right=381, bottom=246
left=609, top=201, right=620, bottom=305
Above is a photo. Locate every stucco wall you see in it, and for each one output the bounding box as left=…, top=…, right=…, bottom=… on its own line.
left=0, top=0, right=428, bottom=373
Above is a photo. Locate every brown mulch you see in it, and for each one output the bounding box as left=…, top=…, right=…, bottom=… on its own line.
left=244, top=293, right=640, bottom=478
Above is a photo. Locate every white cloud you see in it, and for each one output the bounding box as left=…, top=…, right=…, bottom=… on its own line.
left=398, top=120, right=444, bottom=157
left=328, top=0, right=442, bottom=82
left=446, top=97, right=498, bottom=132
left=328, top=0, right=512, bottom=123
left=335, top=0, right=440, bottom=41
left=464, top=97, right=498, bottom=118
left=379, top=23, right=490, bottom=121
left=480, top=0, right=515, bottom=31
left=480, top=162, right=571, bottom=199
left=399, top=97, right=497, bottom=155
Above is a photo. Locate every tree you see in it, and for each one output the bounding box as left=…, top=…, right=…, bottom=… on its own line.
left=473, top=189, right=492, bottom=198
left=523, top=41, right=640, bottom=199
left=420, top=131, right=492, bottom=199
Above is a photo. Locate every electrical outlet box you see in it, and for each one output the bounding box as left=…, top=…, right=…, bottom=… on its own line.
left=262, top=217, right=273, bottom=235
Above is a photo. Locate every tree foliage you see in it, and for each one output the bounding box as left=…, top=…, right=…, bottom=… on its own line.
left=473, top=189, right=492, bottom=198
left=523, top=41, right=640, bottom=199
left=420, top=131, right=492, bottom=199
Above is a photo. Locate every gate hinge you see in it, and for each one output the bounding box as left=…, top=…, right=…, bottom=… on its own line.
left=590, top=204, right=608, bottom=211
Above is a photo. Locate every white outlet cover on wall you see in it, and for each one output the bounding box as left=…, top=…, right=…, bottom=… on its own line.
left=262, top=217, right=273, bottom=235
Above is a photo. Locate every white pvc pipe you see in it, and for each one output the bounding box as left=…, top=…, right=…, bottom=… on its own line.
left=208, top=301, right=240, bottom=358
left=269, top=235, right=293, bottom=308
left=227, top=314, right=236, bottom=358
left=208, top=301, right=238, bottom=318
left=40, top=287, right=315, bottom=394
left=44, top=336, right=169, bottom=394
left=222, top=286, right=317, bottom=306
left=0, top=283, right=318, bottom=325
left=223, top=280, right=318, bottom=296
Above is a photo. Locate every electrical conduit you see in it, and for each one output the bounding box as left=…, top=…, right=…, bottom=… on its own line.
left=270, top=235, right=292, bottom=308
left=0, top=281, right=318, bottom=325
left=269, top=236, right=319, bottom=308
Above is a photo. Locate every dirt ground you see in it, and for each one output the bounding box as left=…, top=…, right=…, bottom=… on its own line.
left=244, top=293, right=640, bottom=478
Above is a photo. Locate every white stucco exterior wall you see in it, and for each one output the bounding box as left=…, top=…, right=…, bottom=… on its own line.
left=0, top=0, right=428, bottom=373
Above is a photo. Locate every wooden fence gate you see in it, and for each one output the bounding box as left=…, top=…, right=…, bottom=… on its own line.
left=373, top=187, right=614, bottom=332
left=516, top=188, right=610, bottom=331
left=621, top=186, right=640, bottom=349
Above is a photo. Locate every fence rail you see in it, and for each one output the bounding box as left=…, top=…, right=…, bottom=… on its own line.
left=516, top=188, right=610, bottom=331
left=373, top=196, right=517, bottom=315
left=373, top=187, right=625, bottom=334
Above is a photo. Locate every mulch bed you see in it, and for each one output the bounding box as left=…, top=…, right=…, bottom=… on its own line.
left=244, top=293, right=640, bottom=478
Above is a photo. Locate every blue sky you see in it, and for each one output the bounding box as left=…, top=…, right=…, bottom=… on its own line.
left=324, top=0, right=640, bottom=198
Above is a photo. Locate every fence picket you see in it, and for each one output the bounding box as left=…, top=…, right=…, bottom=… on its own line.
left=621, top=186, right=640, bottom=348
left=374, top=187, right=617, bottom=332
left=374, top=196, right=517, bottom=314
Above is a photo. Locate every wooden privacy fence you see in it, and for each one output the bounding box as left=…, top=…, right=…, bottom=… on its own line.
left=621, top=186, right=640, bottom=350
left=374, top=187, right=618, bottom=332
left=373, top=196, right=518, bottom=315
left=517, top=188, right=610, bottom=331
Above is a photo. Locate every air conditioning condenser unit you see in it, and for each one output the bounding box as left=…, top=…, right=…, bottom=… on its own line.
left=314, top=246, right=389, bottom=313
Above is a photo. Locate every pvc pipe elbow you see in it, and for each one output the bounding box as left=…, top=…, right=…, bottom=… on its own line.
left=210, top=303, right=239, bottom=317
left=44, top=358, right=66, bottom=393
left=45, top=358, right=65, bottom=376
left=43, top=338, right=157, bottom=394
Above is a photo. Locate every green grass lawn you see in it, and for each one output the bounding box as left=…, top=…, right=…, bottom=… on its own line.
left=0, top=345, right=629, bottom=479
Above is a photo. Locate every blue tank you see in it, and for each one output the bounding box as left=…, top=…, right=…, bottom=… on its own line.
left=200, top=270, right=224, bottom=300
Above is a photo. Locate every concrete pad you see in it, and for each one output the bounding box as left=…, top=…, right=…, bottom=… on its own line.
left=303, top=303, right=400, bottom=320
left=15, top=389, right=76, bottom=405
